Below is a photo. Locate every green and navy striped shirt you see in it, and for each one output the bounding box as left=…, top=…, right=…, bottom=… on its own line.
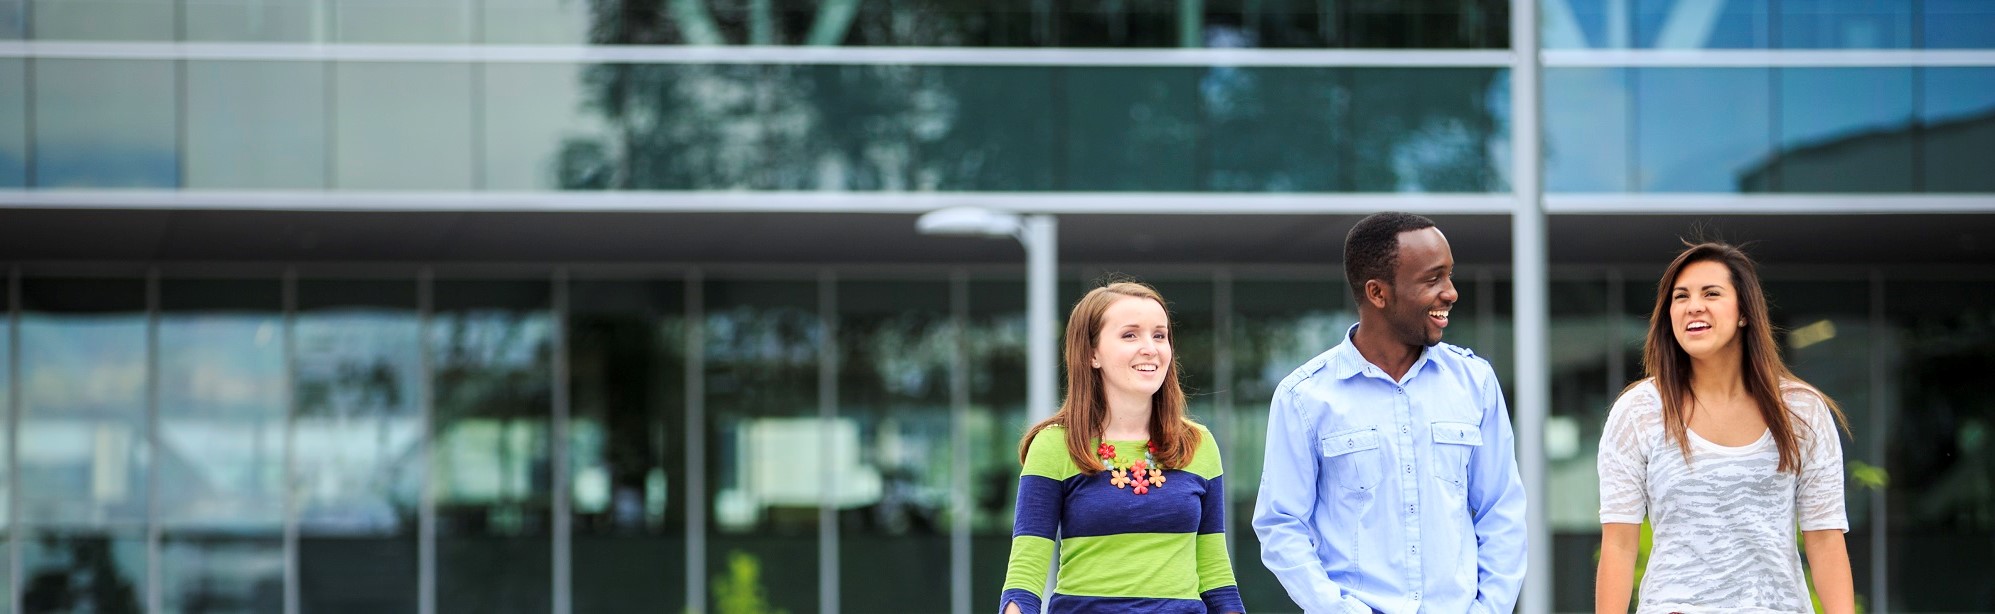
left=1001, top=423, right=1245, bottom=614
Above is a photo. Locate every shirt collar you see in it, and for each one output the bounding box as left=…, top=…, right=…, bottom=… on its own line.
left=1330, top=323, right=1445, bottom=382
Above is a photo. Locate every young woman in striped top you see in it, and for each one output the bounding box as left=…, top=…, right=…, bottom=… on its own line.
left=1000, top=281, right=1245, bottom=614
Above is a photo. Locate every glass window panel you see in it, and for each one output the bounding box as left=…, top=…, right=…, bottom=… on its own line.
left=1339, top=0, right=1508, bottom=48
left=1544, top=68, right=1632, bottom=192
left=157, top=279, right=287, bottom=614
left=432, top=280, right=553, bottom=614
left=1203, top=0, right=1340, bottom=49
left=1633, top=68, right=1771, bottom=192
left=161, top=535, right=284, bottom=613
left=1, top=0, right=19, bottom=38
left=185, top=0, right=316, bottom=41
left=1204, top=67, right=1349, bottom=192
left=1350, top=68, right=1510, bottom=192
left=1634, top=0, right=1770, bottom=48
left=20, top=530, right=145, bottom=612
left=1063, top=67, right=1200, bottom=191
left=705, top=279, right=821, bottom=614
left=1764, top=68, right=1914, bottom=193
left=294, top=279, right=421, bottom=614
left=329, top=0, right=469, bottom=43
left=33, top=59, right=179, bottom=188
left=0, top=59, right=22, bottom=187
left=18, top=278, right=148, bottom=527
left=925, top=66, right=1056, bottom=191
left=965, top=279, right=1023, bottom=614
left=839, top=0, right=1052, bottom=47
left=1050, top=0, right=1182, bottom=47
left=1540, top=0, right=1632, bottom=49
left=334, top=63, right=473, bottom=190
left=188, top=60, right=329, bottom=189
left=1778, top=0, right=1912, bottom=49
left=835, top=279, right=952, bottom=612
left=601, top=64, right=766, bottom=190
left=1884, top=279, right=1995, bottom=612
left=481, top=0, right=589, bottom=44
left=1924, top=0, right=1995, bottom=49
left=567, top=280, right=686, bottom=614
left=1922, top=68, right=1995, bottom=193
left=1543, top=280, right=1612, bottom=613
left=762, top=65, right=922, bottom=191
left=30, top=0, right=172, bottom=40
left=482, top=63, right=612, bottom=191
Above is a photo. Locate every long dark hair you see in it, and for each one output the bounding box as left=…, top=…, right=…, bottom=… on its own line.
left=1637, top=241, right=1847, bottom=474
left=1016, top=281, right=1200, bottom=474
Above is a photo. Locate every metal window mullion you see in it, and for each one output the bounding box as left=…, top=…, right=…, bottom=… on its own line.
left=1868, top=269, right=1890, bottom=614
left=1607, top=269, right=1626, bottom=391
left=146, top=270, right=163, bottom=614
left=949, top=270, right=970, bottom=614
left=1213, top=268, right=1234, bottom=558
left=685, top=269, right=706, bottom=614
left=6, top=268, right=19, bottom=614
left=818, top=270, right=838, bottom=614
left=282, top=269, right=301, bottom=614
left=551, top=270, right=572, bottom=614
left=418, top=269, right=437, bottom=614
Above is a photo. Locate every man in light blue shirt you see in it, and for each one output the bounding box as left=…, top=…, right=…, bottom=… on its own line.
left=1253, top=212, right=1527, bottom=614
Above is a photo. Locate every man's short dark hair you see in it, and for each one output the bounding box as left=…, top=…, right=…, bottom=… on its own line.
left=1344, top=211, right=1437, bottom=300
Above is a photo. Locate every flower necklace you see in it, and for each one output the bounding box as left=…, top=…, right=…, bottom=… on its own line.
left=1096, top=440, right=1167, bottom=495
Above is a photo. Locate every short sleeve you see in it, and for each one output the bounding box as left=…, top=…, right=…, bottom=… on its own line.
left=1792, top=391, right=1850, bottom=532
left=1598, top=385, right=1656, bottom=525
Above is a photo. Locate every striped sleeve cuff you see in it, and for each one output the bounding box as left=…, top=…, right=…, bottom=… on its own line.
left=999, top=588, right=1043, bottom=614
left=1200, top=585, right=1245, bottom=614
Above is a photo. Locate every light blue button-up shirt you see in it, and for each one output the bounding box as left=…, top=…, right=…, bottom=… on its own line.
left=1253, top=324, right=1527, bottom=614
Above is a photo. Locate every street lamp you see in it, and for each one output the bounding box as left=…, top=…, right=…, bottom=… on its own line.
left=917, top=207, right=1059, bottom=424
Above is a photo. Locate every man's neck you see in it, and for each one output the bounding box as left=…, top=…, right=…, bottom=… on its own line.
left=1352, top=320, right=1422, bottom=381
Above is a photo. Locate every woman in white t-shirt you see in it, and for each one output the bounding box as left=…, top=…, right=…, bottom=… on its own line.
left=1594, top=241, right=1855, bottom=614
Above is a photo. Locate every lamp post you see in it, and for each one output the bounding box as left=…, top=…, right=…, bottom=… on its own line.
left=916, top=207, right=1060, bottom=423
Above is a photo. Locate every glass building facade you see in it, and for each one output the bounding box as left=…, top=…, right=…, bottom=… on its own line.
left=0, top=1, right=1991, bottom=613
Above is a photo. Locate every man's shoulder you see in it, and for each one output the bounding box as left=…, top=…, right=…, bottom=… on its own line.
left=1274, top=344, right=1350, bottom=396
left=1435, top=342, right=1497, bottom=381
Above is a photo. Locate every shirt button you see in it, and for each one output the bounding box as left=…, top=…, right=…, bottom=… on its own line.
left=1410, top=545, right=1418, bottom=555
left=1408, top=504, right=1416, bottom=514
left=1401, top=425, right=1410, bottom=434
left=1412, top=592, right=1421, bottom=601
left=1404, top=464, right=1413, bottom=475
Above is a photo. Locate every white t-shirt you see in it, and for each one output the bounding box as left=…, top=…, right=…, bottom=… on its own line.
left=1597, top=379, right=1849, bottom=614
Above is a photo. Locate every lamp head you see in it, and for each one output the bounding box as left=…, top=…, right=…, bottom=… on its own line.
left=916, top=207, right=1022, bottom=239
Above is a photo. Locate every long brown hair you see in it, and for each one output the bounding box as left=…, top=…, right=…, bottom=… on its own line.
left=1636, top=241, right=1847, bottom=474
left=1016, top=281, right=1201, bottom=474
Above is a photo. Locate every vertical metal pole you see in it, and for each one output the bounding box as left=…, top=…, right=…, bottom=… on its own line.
left=146, top=270, right=162, bottom=614
left=1869, top=269, right=1889, bottom=613
left=1178, top=0, right=1202, bottom=47
left=818, top=271, right=839, bottom=614
left=1510, top=0, right=1551, bottom=608
left=1022, top=215, right=1058, bottom=610
left=950, top=271, right=971, bottom=614
left=282, top=270, right=300, bottom=614
left=418, top=270, right=437, bottom=614
left=685, top=270, right=707, bottom=614
left=552, top=270, right=572, bottom=614
left=1023, top=215, right=1059, bottom=425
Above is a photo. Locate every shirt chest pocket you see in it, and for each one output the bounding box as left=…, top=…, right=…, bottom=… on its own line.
left=1431, top=421, right=1481, bottom=490
left=1320, top=426, right=1383, bottom=492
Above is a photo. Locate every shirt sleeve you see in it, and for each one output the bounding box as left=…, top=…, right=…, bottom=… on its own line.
left=1597, top=388, right=1653, bottom=525
left=1000, top=430, right=1067, bottom=614
left=1194, top=434, right=1246, bottom=614
left=1467, top=370, right=1527, bottom=614
left=1251, top=384, right=1371, bottom=614
left=1793, top=391, right=1850, bottom=533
